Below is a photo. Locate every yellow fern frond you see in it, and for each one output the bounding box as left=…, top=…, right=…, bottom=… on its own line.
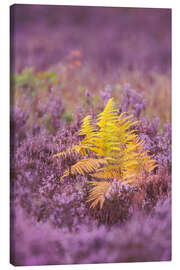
left=60, top=158, right=108, bottom=181
left=79, top=115, right=96, bottom=137
left=90, top=164, right=123, bottom=180
left=79, top=115, right=98, bottom=149
left=116, top=114, right=138, bottom=146
left=90, top=171, right=121, bottom=181
left=97, top=98, right=118, bottom=129
left=60, top=169, right=70, bottom=181
left=94, top=98, right=120, bottom=157
left=118, top=113, right=138, bottom=127
left=141, top=155, right=158, bottom=172
left=87, top=181, right=111, bottom=209
left=70, top=158, right=107, bottom=175
left=53, top=144, right=88, bottom=159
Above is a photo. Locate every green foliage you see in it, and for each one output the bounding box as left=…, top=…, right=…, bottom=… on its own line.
left=44, top=113, right=51, bottom=130
left=54, top=98, right=157, bottom=209
left=13, top=68, right=61, bottom=96
left=62, top=112, right=73, bottom=123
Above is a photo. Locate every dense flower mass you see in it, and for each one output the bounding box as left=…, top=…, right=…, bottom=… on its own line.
left=11, top=197, right=171, bottom=266
left=10, top=4, right=171, bottom=266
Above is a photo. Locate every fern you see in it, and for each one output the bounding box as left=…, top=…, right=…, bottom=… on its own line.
left=87, top=181, right=111, bottom=209
left=60, top=158, right=108, bottom=180
left=53, top=144, right=87, bottom=158
left=54, top=97, right=157, bottom=209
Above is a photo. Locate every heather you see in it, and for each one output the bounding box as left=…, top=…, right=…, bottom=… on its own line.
left=10, top=5, right=171, bottom=266
left=11, top=197, right=171, bottom=266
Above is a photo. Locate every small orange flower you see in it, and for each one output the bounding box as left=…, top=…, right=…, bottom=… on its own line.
left=73, top=60, right=82, bottom=67
left=71, top=50, right=82, bottom=57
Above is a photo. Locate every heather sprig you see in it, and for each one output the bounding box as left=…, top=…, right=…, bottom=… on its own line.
left=120, top=83, right=147, bottom=118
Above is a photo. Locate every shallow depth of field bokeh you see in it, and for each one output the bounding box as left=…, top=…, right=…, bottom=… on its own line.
left=10, top=5, right=171, bottom=266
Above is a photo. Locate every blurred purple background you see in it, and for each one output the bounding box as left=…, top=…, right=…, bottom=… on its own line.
left=11, top=5, right=171, bottom=73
